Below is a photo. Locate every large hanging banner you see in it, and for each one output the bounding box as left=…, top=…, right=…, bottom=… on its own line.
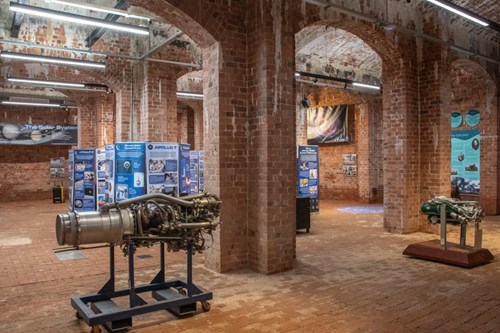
left=451, top=129, right=480, bottom=195
left=0, top=123, right=77, bottom=145
left=307, top=105, right=349, bottom=144
left=297, top=145, right=319, bottom=212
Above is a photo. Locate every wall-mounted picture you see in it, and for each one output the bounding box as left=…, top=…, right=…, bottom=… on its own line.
left=342, top=165, right=357, bottom=177
left=342, top=154, right=357, bottom=164
left=307, top=105, right=349, bottom=144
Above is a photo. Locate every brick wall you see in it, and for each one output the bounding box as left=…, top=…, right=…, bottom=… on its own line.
left=296, top=84, right=384, bottom=202
left=0, top=105, right=77, bottom=201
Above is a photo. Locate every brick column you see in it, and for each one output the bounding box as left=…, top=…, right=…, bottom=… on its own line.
left=77, top=99, right=97, bottom=148
left=357, top=104, right=370, bottom=203
left=246, top=0, right=296, bottom=273
left=382, top=58, right=420, bottom=233
left=96, top=93, right=115, bottom=147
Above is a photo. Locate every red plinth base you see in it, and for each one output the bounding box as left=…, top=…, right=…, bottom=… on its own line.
left=403, top=239, right=494, bottom=268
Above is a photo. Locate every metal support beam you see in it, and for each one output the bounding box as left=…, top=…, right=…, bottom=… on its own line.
left=86, top=0, right=130, bottom=48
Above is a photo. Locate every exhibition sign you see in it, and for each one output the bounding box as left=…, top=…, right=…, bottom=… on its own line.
left=307, top=105, right=348, bottom=144
left=297, top=145, right=319, bottom=212
left=0, top=123, right=77, bottom=145
left=105, top=144, right=115, bottom=204
left=146, top=143, right=191, bottom=196
left=199, top=151, right=205, bottom=191
left=96, top=148, right=107, bottom=208
left=115, top=142, right=146, bottom=201
left=451, top=129, right=480, bottom=195
left=70, top=149, right=96, bottom=211
left=189, top=150, right=200, bottom=194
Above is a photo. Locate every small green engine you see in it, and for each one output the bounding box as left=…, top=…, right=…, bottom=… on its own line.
left=420, top=196, right=483, bottom=225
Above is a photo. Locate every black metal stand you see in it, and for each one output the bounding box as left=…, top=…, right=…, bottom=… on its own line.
left=73, top=242, right=212, bottom=332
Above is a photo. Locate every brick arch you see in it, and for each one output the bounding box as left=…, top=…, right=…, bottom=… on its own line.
left=450, top=58, right=499, bottom=214
left=295, top=19, right=402, bottom=68
left=295, top=17, right=420, bottom=233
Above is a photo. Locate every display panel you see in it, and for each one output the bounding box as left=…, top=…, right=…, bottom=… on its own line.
left=297, top=145, right=319, bottom=212
left=189, top=150, right=200, bottom=194
left=70, top=149, right=96, bottom=211
left=0, top=123, right=77, bottom=145
left=451, top=130, right=480, bottom=195
left=307, top=105, right=348, bottom=144
left=114, top=142, right=146, bottom=201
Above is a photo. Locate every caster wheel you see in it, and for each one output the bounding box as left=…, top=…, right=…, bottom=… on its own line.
left=90, top=325, right=101, bottom=333
left=75, top=311, right=82, bottom=320
left=201, top=301, right=211, bottom=312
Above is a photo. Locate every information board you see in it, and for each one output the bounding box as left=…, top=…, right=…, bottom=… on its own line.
left=70, top=149, right=96, bottom=211
left=297, top=145, right=319, bottom=212
left=451, top=129, right=480, bottom=195
left=114, top=142, right=146, bottom=201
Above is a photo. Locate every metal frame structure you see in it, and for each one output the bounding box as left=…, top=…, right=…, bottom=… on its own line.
left=73, top=241, right=211, bottom=332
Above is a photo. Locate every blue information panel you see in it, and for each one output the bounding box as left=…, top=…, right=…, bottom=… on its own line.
left=115, top=142, right=146, bottom=201
left=71, top=149, right=96, bottom=211
left=297, top=145, right=319, bottom=212
left=451, top=130, right=480, bottom=195
left=179, top=144, right=191, bottom=195
left=189, top=151, right=200, bottom=194
left=199, top=151, right=205, bottom=191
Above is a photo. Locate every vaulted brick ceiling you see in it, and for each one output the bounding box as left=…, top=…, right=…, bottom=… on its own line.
left=296, top=27, right=383, bottom=81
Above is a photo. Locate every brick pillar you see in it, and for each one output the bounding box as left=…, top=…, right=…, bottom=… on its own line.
left=246, top=0, right=296, bottom=274
left=178, top=105, right=188, bottom=143
left=418, top=41, right=452, bottom=221
left=369, top=98, right=383, bottom=203
left=96, top=93, right=115, bottom=147
left=193, top=103, right=203, bottom=150
left=357, top=104, right=370, bottom=203
left=77, top=98, right=97, bottom=148
left=203, top=41, right=249, bottom=273
left=296, top=83, right=308, bottom=145
left=383, top=58, right=420, bottom=233
left=115, top=88, right=132, bottom=142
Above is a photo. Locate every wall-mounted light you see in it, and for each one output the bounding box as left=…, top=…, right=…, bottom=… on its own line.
left=10, top=2, right=150, bottom=35
left=176, top=92, right=203, bottom=99
left=0, top=52, right=106, bottom=69
left=44, top=0, right=150, bottom=21
left=352, top=82, right=381, bottom=90
left=426, top=0, right=489, bottom=27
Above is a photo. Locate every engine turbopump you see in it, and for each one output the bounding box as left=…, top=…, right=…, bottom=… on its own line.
left=420, top=196, right=483, bottom=226
left=56, top=192, right=221, bottom=253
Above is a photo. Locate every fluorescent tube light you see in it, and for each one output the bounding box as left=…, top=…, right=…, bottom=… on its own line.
left=295, top=72, right=300, bottom=77
left=44, top=0, right=150, bottom=21
left=10, top=2, right=150, bottom=35
left=8, top=77, right=85, bottom=88
left=0, top=52, right=106, bottom=69
left=426, top=0, right=489, bottom=27
left=176, top=92, right=203, bottom=99
left=352, top=82, right=381, bottom=90
left=2, top=101, right=61, bottom=107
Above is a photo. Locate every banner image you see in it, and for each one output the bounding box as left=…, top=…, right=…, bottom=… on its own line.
left=466, top=109, right=480, bottom=127
left=67, top=150, right=74, bottom=211
left=104, top=144, right=115, bottom=204
left=115, top=142, right=145, bottom=201
left=307, top=105, right=348, bottom=144
left=297, top=145, right=319, bottom=212
left=179, top=144, right=191, bottom=195
left=95, top=148, right=107, bottom=207
left=451, top=112, right=463, bottom=128
left=50, top=157, right=65, bottom=178
left=189, top=150, right=200, bottom=194
left=199, top=151, right=205, bottom=192
left=0, top=123, right=77, bottom=145
left=70, top=149, right=96, bottom=211
left=451, top=130, right=480, bottom=195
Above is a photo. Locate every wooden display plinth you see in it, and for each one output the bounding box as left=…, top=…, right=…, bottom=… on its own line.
left=403, top=239, right=494, bottom=268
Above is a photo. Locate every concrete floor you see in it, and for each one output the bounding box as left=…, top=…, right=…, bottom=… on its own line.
left=1, top=199, right=499, bottom=333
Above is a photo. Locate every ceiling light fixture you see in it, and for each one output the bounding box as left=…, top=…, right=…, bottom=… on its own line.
left=0, top=52, right=106, bottom=69
left=10, top=2, right=150, bottom=35
left=7, top=77, right=85, bottom=88
left=295, top=71, right=382, bottom=92
left=352, top=82, right=381, bottom=90
left=426, top=0, right=489, bottom=27
left=1, top=101, right=61, bottom=107
left=176, top=92, right=203, bottom=99
left=44, top=0, right=150, bottom=21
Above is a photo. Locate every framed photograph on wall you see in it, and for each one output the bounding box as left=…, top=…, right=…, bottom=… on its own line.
left=307, top=105, right=349, bottom=144
left=342, top=154, right=357, bottom=165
